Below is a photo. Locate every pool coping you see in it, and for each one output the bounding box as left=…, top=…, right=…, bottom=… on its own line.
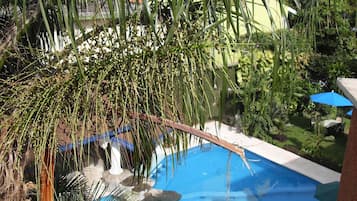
left=199, top=121, right=341, bottom=184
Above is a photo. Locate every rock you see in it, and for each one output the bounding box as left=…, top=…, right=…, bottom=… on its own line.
left=82, top=160, right=105, bottom=186
left=121, top=175, right=154, bottom=192
left=121, top=175, right=143, bottom=186
left=132, top=183, right=152, bottom=192
left=143, top=189, right=181, bottom=201
left=102, top=169, right=131, bottom=185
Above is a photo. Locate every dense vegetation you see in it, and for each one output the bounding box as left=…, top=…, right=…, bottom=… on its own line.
left=0, top=0, right=355, bottom=200
left=222, top=0, right=356, bottom=171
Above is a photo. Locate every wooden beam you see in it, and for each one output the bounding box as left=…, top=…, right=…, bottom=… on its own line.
left=338, top=108, right=357, bottom=200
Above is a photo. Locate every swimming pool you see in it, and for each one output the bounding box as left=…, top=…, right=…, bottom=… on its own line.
left=151, top=143, right=319, bottom=201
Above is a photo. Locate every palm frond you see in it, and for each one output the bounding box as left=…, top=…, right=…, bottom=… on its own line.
left=0, top=0, right=316, bottom=200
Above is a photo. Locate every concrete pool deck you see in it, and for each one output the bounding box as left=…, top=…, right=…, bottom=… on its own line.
left=81, top=120, right=340, bottom=199
left=199, top=121, right=341, bottom=184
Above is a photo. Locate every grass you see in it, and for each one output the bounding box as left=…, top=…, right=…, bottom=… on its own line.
left=271, top=115, right=347, bottom=172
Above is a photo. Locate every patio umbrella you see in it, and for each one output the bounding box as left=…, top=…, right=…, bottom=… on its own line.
left=347, top=109, right=353, bottom=116
left=310, top=91, right=353, bottom=107
left=314, top=181, right=339, bottom=201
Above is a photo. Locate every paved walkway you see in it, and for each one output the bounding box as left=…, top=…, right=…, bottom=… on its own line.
left=200, top=121, right=341, bottom=184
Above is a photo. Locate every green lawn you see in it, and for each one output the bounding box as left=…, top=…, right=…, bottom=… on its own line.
left=271, top=115, right=347, bottom=172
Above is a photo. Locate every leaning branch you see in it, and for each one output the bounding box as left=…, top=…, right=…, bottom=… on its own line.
left=129, top=112, right=246, bottom=159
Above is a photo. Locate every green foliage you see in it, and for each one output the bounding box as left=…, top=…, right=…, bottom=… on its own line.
left=246, top=30, right=313, bottom=53
left=313, top=0, right=355, bottom=54
left=0, top=0, right=325, bottom=199
left=307, top=53, right=354, bottom=90
left=301, top=134, right=324, bottom=158
left=237, top=50, right=273, bottom=137
left=235, top=48, right=306, bottom=138
left=55, top=173, right=131, bottom=201
left=1, top=17, right=224, bottom=174
left=295, top=0, right=357, bottom=89
left=301, top=134, right=336, bottom=158
left=0, top=1, right=244, bottom=199
left=272, top=115, right=347, bottom=171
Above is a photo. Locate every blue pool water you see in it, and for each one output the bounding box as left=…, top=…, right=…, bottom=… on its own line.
left=151, top=144, right=319, bottom=201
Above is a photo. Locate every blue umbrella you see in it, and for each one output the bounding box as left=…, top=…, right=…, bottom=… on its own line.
left=347, top=109, right=353, bottom=116
left=310, top=91, right=353, bottom=107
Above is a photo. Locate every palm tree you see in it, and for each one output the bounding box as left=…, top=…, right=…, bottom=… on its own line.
left=0, top=0, right=309, bottom=200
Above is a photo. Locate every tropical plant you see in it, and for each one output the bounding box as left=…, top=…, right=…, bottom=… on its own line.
left=301, top=133, right=335, bottom=159
left=293, top=0, right=357, bottom=89
left=234, top=48, right=305, bottom=138
left=55, top=172, right=134, bottom=201
left=236, top=50, right=274, bottom=138
left=0, top=0, right=315, bottom=200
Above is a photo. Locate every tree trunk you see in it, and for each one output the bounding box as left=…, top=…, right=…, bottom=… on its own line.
left=40, top=149, right=55, bottom=201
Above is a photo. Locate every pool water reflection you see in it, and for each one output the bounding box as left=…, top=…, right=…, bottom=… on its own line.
left=151, top=144, right=319, bottom=201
